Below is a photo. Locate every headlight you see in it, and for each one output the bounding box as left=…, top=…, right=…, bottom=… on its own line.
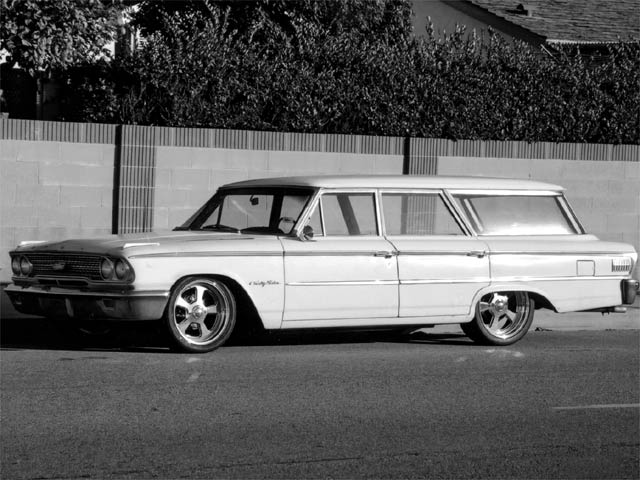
left=11, top=256, right=21, bottom=275
left=19, top=256, right=33, bottom=276
left=114, top=259, right=131, bottom=280
left=100, top=258, right=114, bottom=280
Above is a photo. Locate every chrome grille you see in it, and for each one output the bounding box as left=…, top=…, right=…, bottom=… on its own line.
left=25, top=253, right=103, bottom=280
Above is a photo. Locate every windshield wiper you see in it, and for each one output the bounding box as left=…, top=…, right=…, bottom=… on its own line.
left=200, top=224, right=240, bottom=233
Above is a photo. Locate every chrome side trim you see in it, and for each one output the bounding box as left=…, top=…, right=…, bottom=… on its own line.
left=493, top=275, right=629, bottom=282
left=397, top=251, right=486, bottom=256
left=284, top=251, right=395, bottom=257
left=400, top=278, right=490, bottom=285
left=287, top=280, right=399, bottom=286
left=5, top=284, right=170, bottom=298
left=128, top=251, right=283, bottom=259
left=489, top=251, right=633, bottom=256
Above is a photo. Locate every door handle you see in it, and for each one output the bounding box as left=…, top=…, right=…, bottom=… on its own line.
left=467, top=250, right=487, bottom=258
left=374, top=251, right=396, bottom=259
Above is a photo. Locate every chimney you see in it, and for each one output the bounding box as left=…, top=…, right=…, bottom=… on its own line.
left=515, top=4, right=535, bottom=17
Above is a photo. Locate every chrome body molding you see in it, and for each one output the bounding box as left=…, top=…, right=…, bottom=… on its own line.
left=400, top=278, right=491, bottom=285
left=284, top=250, right=395, bottom=257
left=397, top=251, right=484, bottom=256
left=4, top=284, right=170, bottom=298
left=286, top=280, right=399, bottom=287
left=128, top=251, right=283, bottom=259
left=492, top=275, right=630, bottom=283
left=488, top=251, right=635, bottom=256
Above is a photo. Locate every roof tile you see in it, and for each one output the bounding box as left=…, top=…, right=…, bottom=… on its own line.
left=469, top=0, right=640, bottom=42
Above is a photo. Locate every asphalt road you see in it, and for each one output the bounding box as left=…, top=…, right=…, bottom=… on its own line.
left=1, top=322, right=638, bottom=479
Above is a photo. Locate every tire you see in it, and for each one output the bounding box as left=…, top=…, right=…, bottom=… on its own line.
left=461, top=291, right=534, bottom=346
left=165, top=277, right=236, bottom=353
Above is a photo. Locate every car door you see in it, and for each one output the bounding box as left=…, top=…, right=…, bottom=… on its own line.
left=381, top=190, right=490, bottom=317
left=281, top=190, right=399, bottom=322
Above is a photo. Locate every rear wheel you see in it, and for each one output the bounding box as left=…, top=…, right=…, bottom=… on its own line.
left=165, top=278, right=236, bottom=353
left=461, top=291, right=534, bottom=345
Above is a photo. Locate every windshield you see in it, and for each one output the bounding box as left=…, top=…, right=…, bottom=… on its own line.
left=452, top=193, right=581, bottom=235
left=177, top=187, right=315, bottom=235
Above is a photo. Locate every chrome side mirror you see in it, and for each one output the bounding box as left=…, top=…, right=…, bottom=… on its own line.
left=298, top=225, right=314, bottom=242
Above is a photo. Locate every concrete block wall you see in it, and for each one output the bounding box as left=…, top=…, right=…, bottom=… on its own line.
left=0, top=139, right=115, bottom=283
left=437, top=156, right=640, bottom=254
left=153, top=147, right=403, bottom=230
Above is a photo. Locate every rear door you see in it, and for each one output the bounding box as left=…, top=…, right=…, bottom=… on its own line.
left=381, top=190, right=490, bottom=317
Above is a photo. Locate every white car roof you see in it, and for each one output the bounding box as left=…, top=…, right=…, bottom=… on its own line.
left=223, top=175, right=564, bottom=191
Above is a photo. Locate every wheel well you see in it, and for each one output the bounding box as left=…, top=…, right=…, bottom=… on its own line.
left=475, top=290, right=556, bottom=313
left=528, top=292, right=555, bottom=312
left=171, top=274, right=265, bottom=333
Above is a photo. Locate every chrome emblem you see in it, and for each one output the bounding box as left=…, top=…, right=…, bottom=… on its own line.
left=51, top=261, right=66, bottom=271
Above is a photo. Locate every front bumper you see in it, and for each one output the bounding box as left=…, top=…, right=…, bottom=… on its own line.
left=4, top=284, right=169, bottom=321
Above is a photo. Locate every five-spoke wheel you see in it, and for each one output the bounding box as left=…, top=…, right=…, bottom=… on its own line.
left=461, top=291, right=534, bottom=345
left=166, top=278, right=236, bottom=353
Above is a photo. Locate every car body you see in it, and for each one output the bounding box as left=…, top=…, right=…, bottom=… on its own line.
left=7, top=175, right=639, bottom=352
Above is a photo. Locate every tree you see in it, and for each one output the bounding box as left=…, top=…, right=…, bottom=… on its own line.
left=0, top=0, right=122, bottom=118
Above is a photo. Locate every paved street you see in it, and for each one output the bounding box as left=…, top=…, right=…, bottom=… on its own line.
left=1, top=322, right=638, bottom=479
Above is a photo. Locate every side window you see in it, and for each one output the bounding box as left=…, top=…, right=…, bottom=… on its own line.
left=382, top=192, right=463, bottom=235
left=321, top=193, right=378, bottom=236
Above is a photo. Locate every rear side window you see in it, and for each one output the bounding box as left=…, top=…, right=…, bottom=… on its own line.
left=453, top=194, right=579, bottom=235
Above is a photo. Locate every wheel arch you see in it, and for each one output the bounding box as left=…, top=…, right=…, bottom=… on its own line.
left=471, top=285, right=557, bottom=314
left=167, top=273, right=266, bottom=332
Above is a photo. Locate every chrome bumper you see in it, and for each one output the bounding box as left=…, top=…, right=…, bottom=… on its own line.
left=622, top=279, right=639, bottom=305
left=4, top=284, right=170, bottom=321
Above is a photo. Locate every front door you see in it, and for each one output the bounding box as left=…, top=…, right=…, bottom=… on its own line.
left=281, top=191, right=398, bottom=322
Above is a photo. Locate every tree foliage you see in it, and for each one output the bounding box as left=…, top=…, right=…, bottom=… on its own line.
left=55, top=1, right=640, bottom=144
left=0, top=0, right=122, bottom=75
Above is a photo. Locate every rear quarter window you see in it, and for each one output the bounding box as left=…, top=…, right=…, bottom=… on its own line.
left=453, top=194, right=579, bottom=235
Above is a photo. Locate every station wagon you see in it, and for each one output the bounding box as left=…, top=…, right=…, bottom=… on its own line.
left=7, top=175, right=638, bottom=352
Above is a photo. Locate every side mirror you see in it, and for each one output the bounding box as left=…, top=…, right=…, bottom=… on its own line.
left=299, top=225, right=314, bottom=242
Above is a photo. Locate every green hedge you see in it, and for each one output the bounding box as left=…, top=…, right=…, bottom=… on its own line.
left=58, top=8, right=640, bottom=144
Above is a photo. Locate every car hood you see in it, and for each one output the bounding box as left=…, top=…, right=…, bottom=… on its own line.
left=12, top=231, right=284, bottom=257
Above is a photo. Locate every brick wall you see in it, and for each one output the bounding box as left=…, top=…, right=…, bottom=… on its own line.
left=153, top=147, right=403, bottom=230
left=0, top=139, right=115, bottom=283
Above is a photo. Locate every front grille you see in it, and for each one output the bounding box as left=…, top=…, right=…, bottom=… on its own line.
left=26, top=253, right=103, bottom=280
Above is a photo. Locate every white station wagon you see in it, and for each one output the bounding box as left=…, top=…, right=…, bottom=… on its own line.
left=7, top=175, right=639, bottom=352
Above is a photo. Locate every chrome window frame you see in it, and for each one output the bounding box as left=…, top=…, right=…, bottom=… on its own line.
left=378, top=189, right=473, bottom=237
left=294, top=188, right=382, bottom=238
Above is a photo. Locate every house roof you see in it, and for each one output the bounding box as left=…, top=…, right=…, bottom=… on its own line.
left=467, top=0, right=640, bottom=43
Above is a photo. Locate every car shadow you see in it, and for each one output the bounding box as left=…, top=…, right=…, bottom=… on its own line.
left=0, top=317, right=472, bottom=353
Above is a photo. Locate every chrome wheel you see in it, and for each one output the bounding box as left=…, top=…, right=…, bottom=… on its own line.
left=462, top=291, right=534, bottom=345
left=166, top=278, right=236, bottom=352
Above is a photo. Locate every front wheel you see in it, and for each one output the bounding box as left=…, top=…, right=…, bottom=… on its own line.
left=165, top=278, right=236, bottom=353
left=461, top=291, right=534, bottom=346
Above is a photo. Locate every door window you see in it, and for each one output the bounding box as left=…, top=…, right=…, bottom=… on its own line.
left=382, top=192, right=463, bottom=235
left=309, top=192, right=378, bottom=236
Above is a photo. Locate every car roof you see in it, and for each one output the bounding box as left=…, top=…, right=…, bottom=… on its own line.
left=223, top=175, right=564, bottom=191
